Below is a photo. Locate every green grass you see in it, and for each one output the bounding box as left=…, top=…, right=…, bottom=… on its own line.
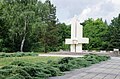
left=0, top=56, right=62, bottom=67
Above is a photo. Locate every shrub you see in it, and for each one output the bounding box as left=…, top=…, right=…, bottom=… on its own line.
left=85, top=55, right=99, bottom=64
left=0, top=69, right=12, bottom=76
left=67, top=61, right=79, bottom=69
left=47, top=60, right=59, bottom=68
left=10, top=61, right=34, bottom=66
left=1, top=65, right=16, bottom=69
left=74, top=58, right=91, bottom=67
left=0, top=54, right=110, bottom=79
left=0, top=74, right=5, bottom=79
left=6, top=74, right=25, bottom=79
left=35, top=62, right=47, bottom=68
left=21, top=66, right=49, bottom=78
left=58, top=63, right=72, bottom=72
left=58, top=57, right=74, bottom=64
left=45, top=66, right=61, bottom=76
left=12, top=68, right=32, bottom=79
left=0, top=53, right=38, bottom=58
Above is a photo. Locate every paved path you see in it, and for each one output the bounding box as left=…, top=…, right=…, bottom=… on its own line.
left=49, top=57, right=120, bottom=79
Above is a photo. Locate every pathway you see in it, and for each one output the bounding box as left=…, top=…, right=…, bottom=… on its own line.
left=49, top=57, right=120, bottom=79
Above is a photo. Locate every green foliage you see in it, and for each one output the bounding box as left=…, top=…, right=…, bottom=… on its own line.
left=58, top=63, right=72, bottom=71
left=0, top=0, right=62, bottom=52
left=10, top=61, right=33, bottom=66
left=84, top=54, right=110, bottom=64
left=81, top=14, right=120, bottom=51
left=57, top=57, right=91, bottom=72
left=0, top=54, right=110, bottom=79
left=57, top=23, right=71, bottom=51
left=0, top=53, right=38, bottom=58
left=0, top=56, right=61, bottom=67
left=0, top=67, right=32, bottom=79
left=82, top=18, right=108, bottom=50
left=0, top=0, right=120, bottom=52
left=69, top=58, right=91, bottom=68
left=0, top=74, right=5, bottom=79
left=7, top=74, right=25, bottom=79
left=58, top=57, right=74, bottom=64
left=106, top=14, right=120, bottom=50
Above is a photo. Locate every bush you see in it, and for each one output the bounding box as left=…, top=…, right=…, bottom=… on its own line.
left=69, top=58, right=91, bottom=68
left=8, top=61, right=61, bottom=78
left=6, top=74, right=25, bottom=79
left=85, top=56, right=99, bottom=64
left=0, top=53, right=38, bottom=58
left=21, top=66, right=48, bottom=78
left=84, top=54, right=100, bottom=64
left=0, top=74, right=5, bottom=79
left=12, top=68, right=32, bottom=79
left=0, top=54, right=110, bottom=79
left=58, top=63, right=72, bottom=72
left=10, top=61, right=34, bottom=66
left=47, top=60, right=59, bottom=68
left=35, top=62, right=47, bottom=68
left=58, top=57, right=74, bottom=64
left=45, top=66, right=61, bottom=76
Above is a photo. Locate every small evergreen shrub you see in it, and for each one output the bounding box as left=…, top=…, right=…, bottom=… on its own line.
left=0, top=54, right=110, bottom=79
left=58, top=57, right=74, bottom=64
left=6, top=74, right=25, bottom=79
left=0, top=69, right=12, bottom=76
left=0, top=53, right=38, bottom=58
left=0, top=74, right=5, bottom=79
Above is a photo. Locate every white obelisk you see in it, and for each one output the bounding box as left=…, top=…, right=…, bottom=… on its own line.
left=65, top=16, right=89, bottom=52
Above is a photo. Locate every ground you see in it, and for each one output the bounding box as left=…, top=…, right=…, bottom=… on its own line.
left=49, top=57, right=120, bottom=79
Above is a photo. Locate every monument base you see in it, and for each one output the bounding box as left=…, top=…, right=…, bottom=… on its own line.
left=71, top=44, right=82, bottom=52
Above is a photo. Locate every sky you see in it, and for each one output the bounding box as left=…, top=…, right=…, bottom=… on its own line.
left=41, top=0, right=120, bottom=24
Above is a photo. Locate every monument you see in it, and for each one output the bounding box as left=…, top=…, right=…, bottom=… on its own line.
left=65, top=16, right=89, bottom=52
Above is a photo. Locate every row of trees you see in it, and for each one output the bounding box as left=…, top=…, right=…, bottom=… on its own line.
left=0, top=0, right=120, bottom=52
left=0, top=0, right=70, bottom=52
left=82, top=14, right=120, bottom=51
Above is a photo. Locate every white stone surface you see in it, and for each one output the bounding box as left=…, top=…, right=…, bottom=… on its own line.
left=38, top=54, right=83, bottom=57
left=114, top=49, right=119, bottom=51
left=65, top=16, right=89, bottom=52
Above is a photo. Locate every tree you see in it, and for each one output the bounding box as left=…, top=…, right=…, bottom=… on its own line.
left=107, top=14, right=120, bottom=50
left=0, top=0, right=60, bottom=52
left=39, top=0, right=59, bottom=52
left=3, top=0, right=41, bottom=52
left=81, top=18, right=108, bottom=50
left=57, top=23, right=71, bottom=50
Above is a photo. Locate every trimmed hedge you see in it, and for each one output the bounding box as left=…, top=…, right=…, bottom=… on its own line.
left=0, top=54, right=110, bottom=79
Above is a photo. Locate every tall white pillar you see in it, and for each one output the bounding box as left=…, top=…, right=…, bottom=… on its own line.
left=65, top=16, right=89, bottom=53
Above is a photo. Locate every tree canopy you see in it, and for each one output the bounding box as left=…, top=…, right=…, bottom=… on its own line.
left=0, top=0, right=120, bottom=52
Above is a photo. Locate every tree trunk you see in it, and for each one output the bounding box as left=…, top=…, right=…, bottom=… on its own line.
left=20, top=34, right=26, bottom=52
left=20, top=17, right=27, bottom=52
left=43, top=27, right=47, bottom=53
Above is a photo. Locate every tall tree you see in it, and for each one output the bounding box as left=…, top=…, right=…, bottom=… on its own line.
left=39, top=0, right=59, bottom=52
left=57, top=23, right=71, bottom=50
left=0, top=0, right=43, bottom=52
left=0, top=0, right=59, bottom=52
left=107, top=14, right=120, bottom=50
left=81, top=18, right=108, bottom=50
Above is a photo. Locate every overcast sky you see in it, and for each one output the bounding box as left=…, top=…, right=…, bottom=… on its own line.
left=41, top=0, right=120, bottom=24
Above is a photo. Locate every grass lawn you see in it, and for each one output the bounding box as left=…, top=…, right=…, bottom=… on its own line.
left=0, top=56, right=62, bottom=67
